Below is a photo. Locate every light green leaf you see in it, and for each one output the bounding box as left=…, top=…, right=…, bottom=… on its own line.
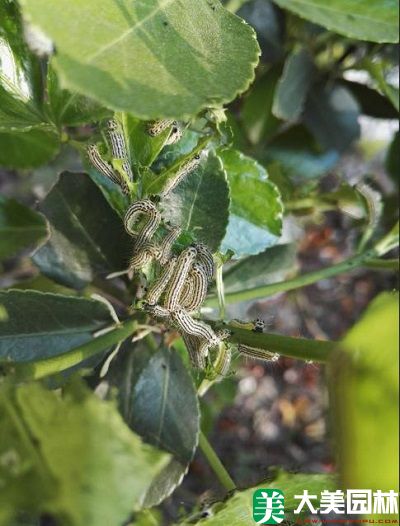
left=330, top=292, right=399, bottom=492
left=160, top=151, right=230, bottom=252
left=192, top=471, right=335, bottom=525
left=272, top=0, right=399, bottom=43
left=272, top=48, right=315, bottom=121
left=0, top=381, right=169, bottom=526
left=223, top=244, right=296, bottom=293
left=0, top=127, right=60, bottom=169
left=0, top=84, right=45, bottom=132
left=304, top=84, right=360, bottom=153
left=20, top=0, right=260, bottom=119
left=0, top=196, right=48, bottom=260
left=33, top=172, right=132, bottom=289
left=218, top=149, right=283, bottom=257
left=0, top=290, right=110, bottom=362
left=111, top=345, right=200, bottom=465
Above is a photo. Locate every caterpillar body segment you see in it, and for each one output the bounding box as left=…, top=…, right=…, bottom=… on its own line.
left=165, top=124, right=183, bottom=146
left=145, top=257, right=177, bottom=305
left=212, top=342, right=232, bottom=377
left=147, top=119, right=175, bottom=137
left=128, top=242, right=158, bottom=270
left=124, top=199, right=161, bottom=240
left=143, top=302, right=170, bottom=319
left=161, top=153, right=202, bottom=197
left=237, top=344, right=280, bottom=362
left=87, top=144, right=120, bottom=185
left=182, top=333, right=207, bottom=369
left=195, top=243, right=215, bottom=281
left=106, top=120, right=134, bottom=182
left=163, top=246, right=198, bottom=311
left=180, top=263, right=208, bottom=312
left=159, top=224, right=182, bottom=264
left=172, top=307, right=219, bottom=345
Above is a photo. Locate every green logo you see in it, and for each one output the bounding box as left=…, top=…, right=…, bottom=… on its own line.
left=253, top=489, right=285, bottom=524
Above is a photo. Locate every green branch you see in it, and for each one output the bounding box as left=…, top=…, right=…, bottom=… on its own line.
left=206, top=250, right=378, bottom=307
left=6, top=319, right=137, bottom=381
left=213, top=323, right=335, bottom=362
left=199, top=431, right=236, bottom=492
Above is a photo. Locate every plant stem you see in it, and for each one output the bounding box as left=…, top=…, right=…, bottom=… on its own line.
left=8, top=319, right=137, bottom=381
left=210, top=322, right=335, bottom=362
left=364, top=258, right=399, bottom=270
left=199, top=430, right=236, bottom=492
left=205, top=250, right=377, bottom=307
left=216, top=265, right=226, bottom=319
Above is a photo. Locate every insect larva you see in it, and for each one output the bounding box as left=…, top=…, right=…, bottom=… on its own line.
left=147, top=119, right=175, bottom=136
left=230, top=319, right=257, bottom=331
left=106, top=119, right=134, bottom=181
left=163, top=246, right=197, bottom=311
left=172, top=307, right=219, bottom=345
left=143, top=302, right=170, bottom=319
left=145, top=257, right=177, bottom=305
left=180, top=263, right=208, bottom=312
left=158, top=224, right=181, bottom=264
left=128, top=242, right=157, bottom=270
left=161, top=153, right=202, bottom=197
left=124, top=200, right=161, bottom=239
left=87, top=144, right=119, bottom=185
left=195, top=243, right=215, bottom=281
left=237, top=344, right=280, bottom=362
left=182, top=333, right=206, bottom=369
left=212, top=342, right=232, bottom=376
left=165, top=124, right=183, bottom=145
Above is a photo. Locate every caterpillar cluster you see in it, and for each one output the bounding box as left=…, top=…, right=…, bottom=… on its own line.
left=87, top=119, right=227, bottom=370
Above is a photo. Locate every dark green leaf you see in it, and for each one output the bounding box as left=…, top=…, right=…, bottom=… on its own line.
left=33, top=172, right=132, bottom=289
left=0, top=290, right=110, bottom=362
left=261, top=125, right=339, bottom=180
left=304, top=83, right=360, bottom=152
left=339, top=80, right=399, bottom=119
left=0, top=381, right=169, bottom=526
left=272, top=48, right=315, bottom=121
left=218, top=149, right=283, bottom=257
left=141, top=458, right=187, bottom=509
left=0, top=128, right=60, bottom=169
left=160, top=152, right=229, bottom=252
left=242, top=66, right=281, bottom=145
left=330, top=292, right=399, bottom=491
left=46, top=65, right=111, bottom=127
left=0, top=196, right=48, bottom=260
left=20, top=0, right=260, bottom=119
left=223, top=244, right=296, bottom=293
left=193, top=471, right=336, bottom=525
left=272, top=0, right=399, bottom=43
left=112, top=345, right=200, bottom=465
left=386, top=131, right=399, bottom=182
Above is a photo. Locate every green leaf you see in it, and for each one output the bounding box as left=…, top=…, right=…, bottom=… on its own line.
left=111, top=345, right=200, bottom=465
left=329, top=292, right=399, bottom=492
left=272, top=0, right=399, bottom=43
left=0, top=196, right=48, bottom=260
left=192, top=471, right=335, bottom=525
left=0, top=381, right=169, bottom=526
left=0, top=128, right=60, bottom=169
left=160, top=152, right=230, bottom=252
left=386, top=131, right=399, bottom=182
left=33, top=172, right=132, bottom=289
left=339, top=80, right=399, bottom=119
left=141, top=457, right=188, bottom=509
left=46, top=65, right=111, bottom=127
left=0, top=290, right=111, bottom=362
left=242, top=66, right=281, bottom=145
left=272, top=48, right=315, bottom=121
left=20, top=0, right=260, bottom=119
left=218, top=149, right=283, bottom=257
left=304, top=83, right=360, bottom=152
left=262, top=125, right=339, bottom=180
left=223, top=244, right=296, bottom=293
left=0, top=84, right=45, bottom=132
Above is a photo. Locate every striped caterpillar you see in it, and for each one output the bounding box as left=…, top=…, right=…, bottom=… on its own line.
left=87, top=144, right=130, bottom=195
left=159, top=224, right=181, bottom=264
left=237, top=344, right=280, bottom=363
left=165, top=124, right=183, bottom=146
left=147, top=119, right=176, bottom=136
left=124, top=199, right=161, bottom=245
left=145, top=257, right=177, bottom=305
left=106, top=119, right=133, bottom=181
left=163, top=246, right=198, bottom=311
left=161, top=153, right=202, bottom=197
left=180, top=263, right=208, bottom=312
